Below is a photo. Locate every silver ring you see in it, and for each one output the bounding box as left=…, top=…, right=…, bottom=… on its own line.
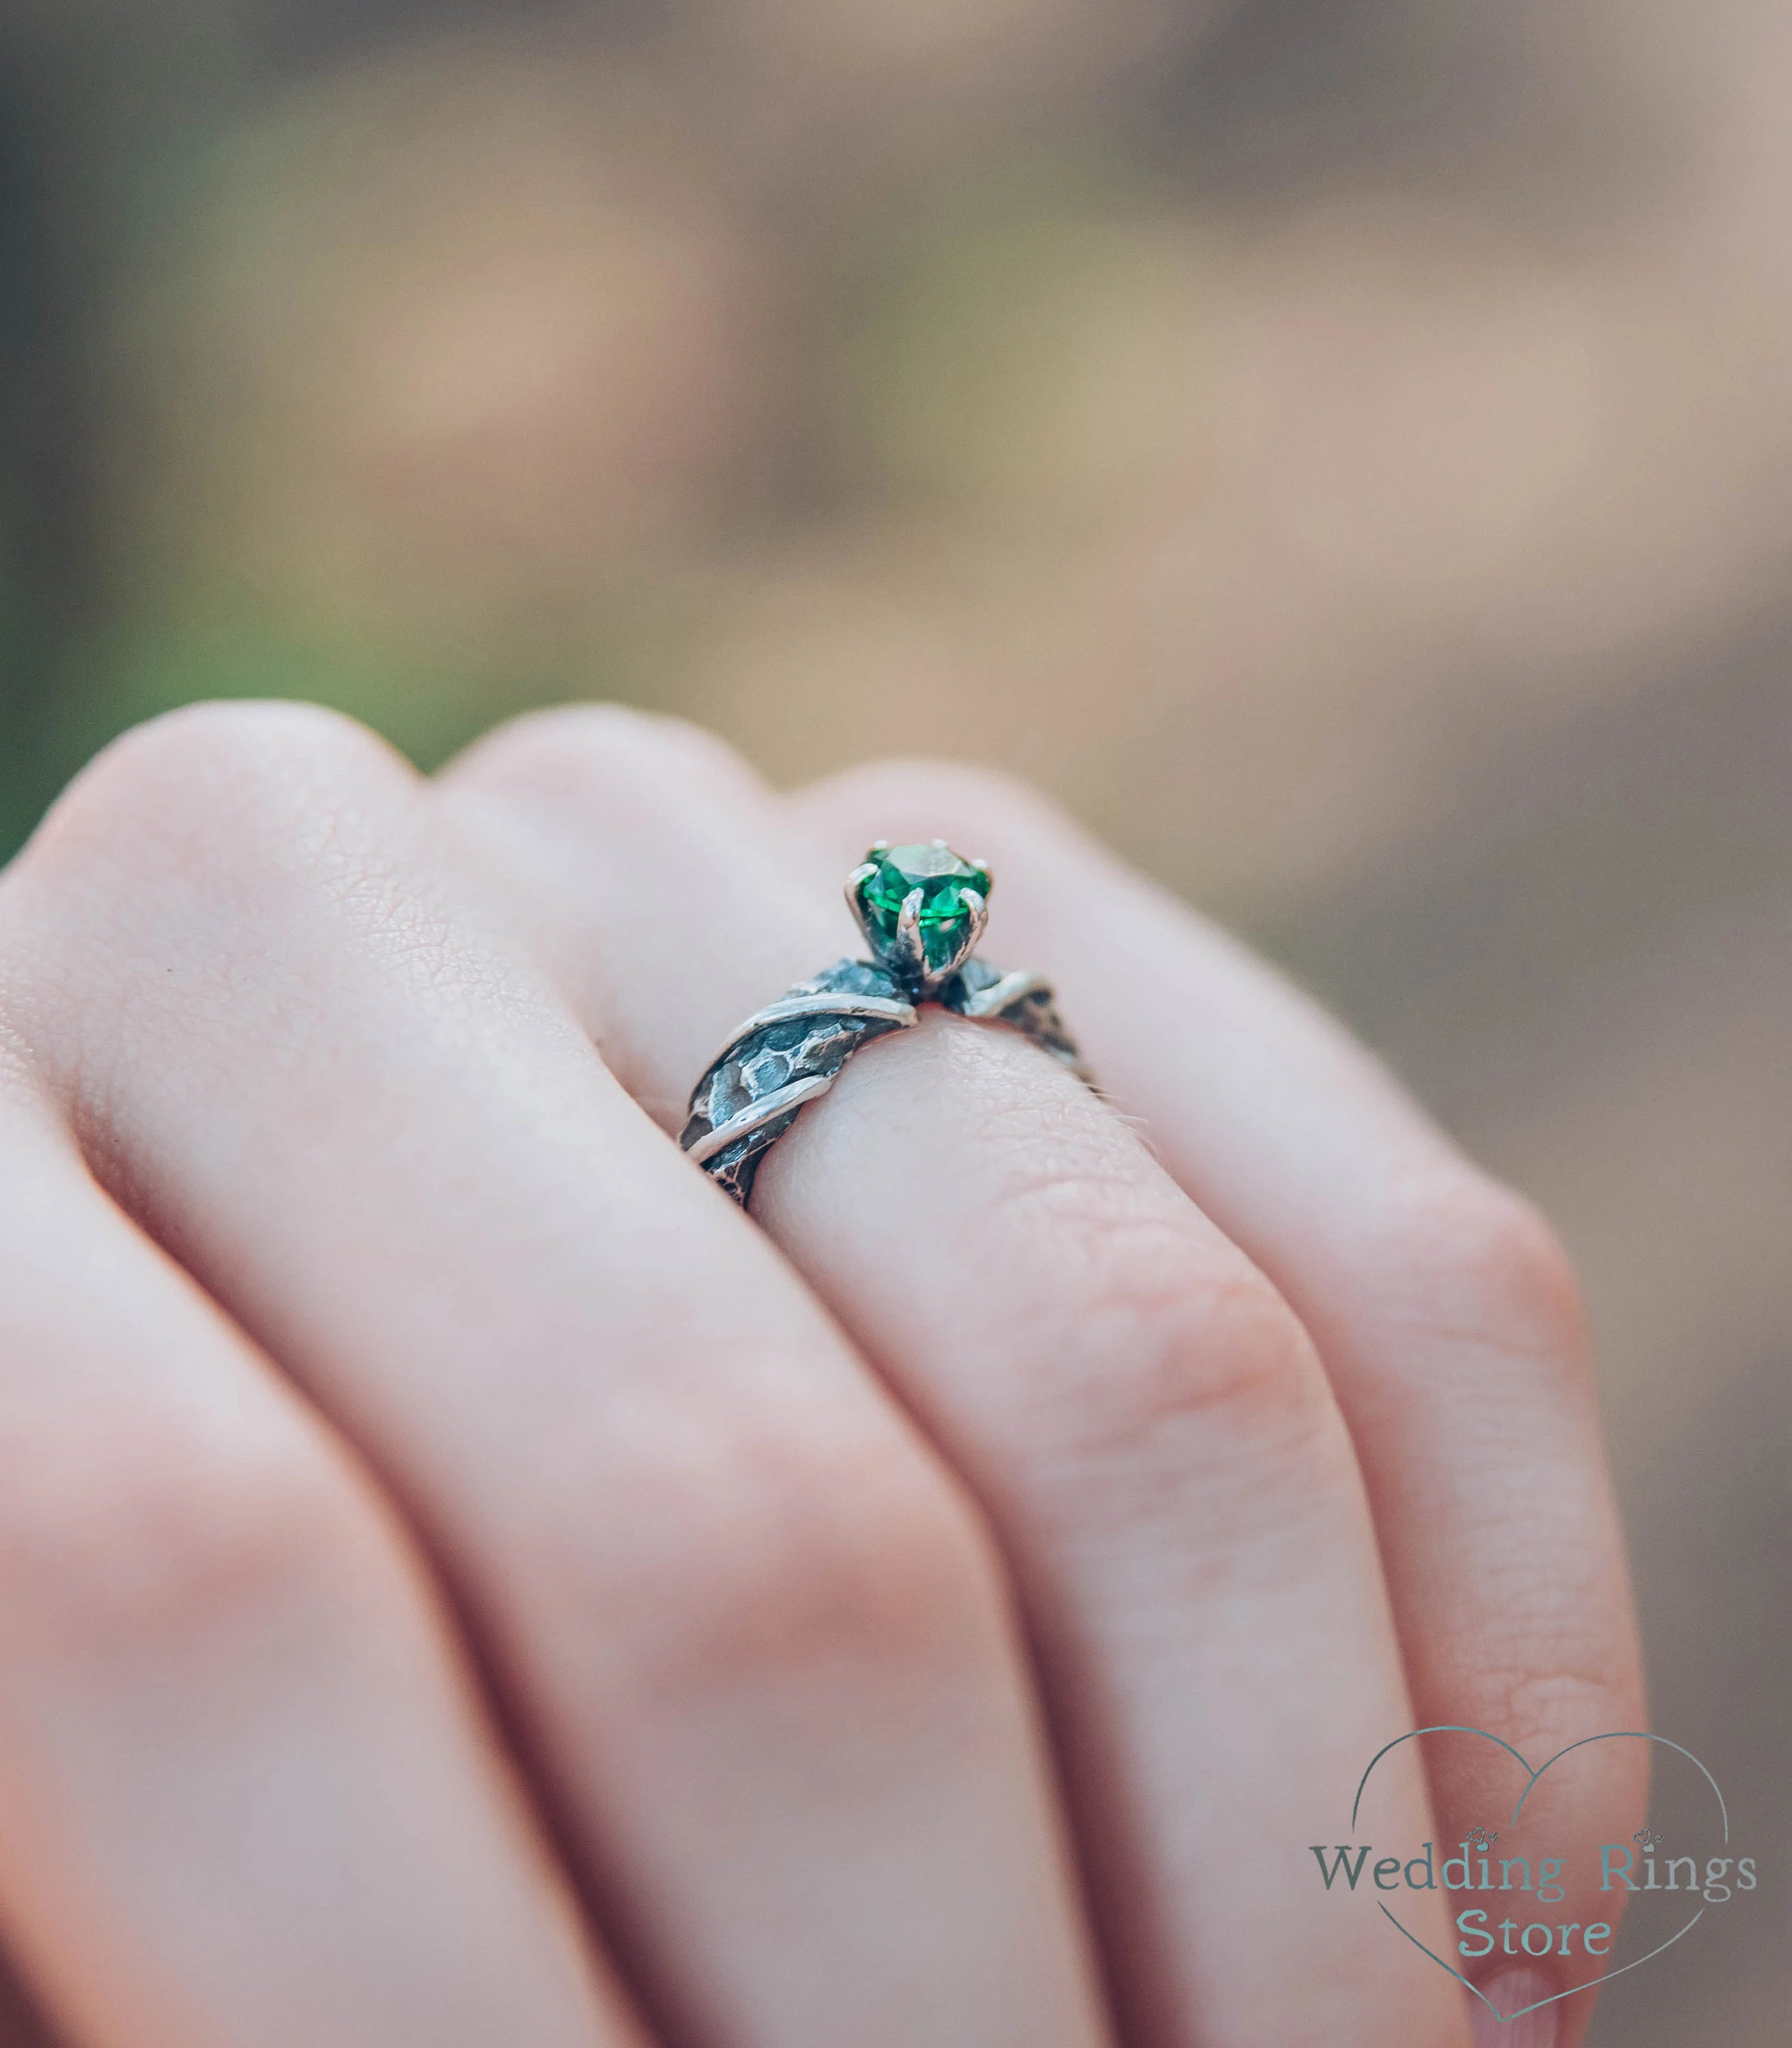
left=680, top=840, right=1092, bottom=1205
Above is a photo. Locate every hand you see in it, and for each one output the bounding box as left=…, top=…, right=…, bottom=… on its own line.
left=0, top=701, right=1642, bottom=2048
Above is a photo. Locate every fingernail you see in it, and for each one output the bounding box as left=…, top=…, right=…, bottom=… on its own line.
left=1468, top=1968, right=1559, bottom=2048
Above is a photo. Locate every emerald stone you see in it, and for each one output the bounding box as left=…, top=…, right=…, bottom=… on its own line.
left=860, top=842, right=991, bottom=975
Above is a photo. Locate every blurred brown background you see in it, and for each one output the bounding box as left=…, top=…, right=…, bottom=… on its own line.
left=0, top=2, right=1786, bottom=2041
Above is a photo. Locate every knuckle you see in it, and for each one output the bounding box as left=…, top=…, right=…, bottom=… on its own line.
left=0, top=1412, right=359, bottom=1655
left=455, top=703, right=760, bottom=809
left=993, top=1165, right=1336, bottom=1473
left=1379, top=1169, right=1590, bottom=1374
left=34, top=700, right=393, bottom=846
left=20, top=700, right=408, bottom=910
left=569, top=1419, right=1000, bottom=1700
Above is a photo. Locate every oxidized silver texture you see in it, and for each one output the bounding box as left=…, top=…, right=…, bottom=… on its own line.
left=680, top=844, right=1092, bottom=1205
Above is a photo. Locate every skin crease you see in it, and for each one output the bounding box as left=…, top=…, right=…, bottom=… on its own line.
left=0, top=700, right=1641, bottom=2048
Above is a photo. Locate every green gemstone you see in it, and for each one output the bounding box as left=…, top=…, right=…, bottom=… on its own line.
left=860, top=842, right=991, bottom=975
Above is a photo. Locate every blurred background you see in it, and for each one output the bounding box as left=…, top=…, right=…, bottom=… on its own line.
left=0, top=1, right=1785, bottom=2040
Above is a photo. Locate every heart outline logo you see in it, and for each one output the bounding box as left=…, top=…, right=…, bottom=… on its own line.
left=1352, top=1727, right=1729, bottom=2025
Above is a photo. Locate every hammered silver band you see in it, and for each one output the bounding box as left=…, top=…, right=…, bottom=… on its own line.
left=680, top=843, right=1092, bottom=1205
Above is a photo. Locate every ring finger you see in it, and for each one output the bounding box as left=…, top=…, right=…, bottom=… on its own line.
left=438, top=705, right=1469, bottom=2048
left=793, top=757, right=1649, bottom=2047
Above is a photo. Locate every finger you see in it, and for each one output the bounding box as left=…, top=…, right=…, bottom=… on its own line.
left=794, top=760, right=1649, bottom=2042
left=437, top=705, right=1470, bottom=2048
left=0, top=1079, right=629, bottom=2048
left=0, top=1945, right=54, bottom=2048
left=2, top=704, right=1109, bottom=2048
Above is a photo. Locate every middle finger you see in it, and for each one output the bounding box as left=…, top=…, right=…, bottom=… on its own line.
left=5, top=702, right=1107, bottom=2048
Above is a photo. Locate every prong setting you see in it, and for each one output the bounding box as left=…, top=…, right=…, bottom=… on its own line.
left=682, top=843, right=1092, bottom=1199
left=956, top=887, right=990, bottom=969
left=851, top=840, right=995, bottom=995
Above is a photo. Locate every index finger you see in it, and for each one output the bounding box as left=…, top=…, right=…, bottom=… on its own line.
left=793, top=761, right=1648, bottom=2048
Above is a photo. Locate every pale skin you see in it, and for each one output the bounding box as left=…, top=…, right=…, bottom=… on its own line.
left=0, top=700, right=1645, bottom=2048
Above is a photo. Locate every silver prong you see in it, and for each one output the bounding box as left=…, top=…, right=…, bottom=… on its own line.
left=867, top=840, right=890, bottom=855
left=844, top=860, right=878, bottom=936
left=958, top=887, right=989, bottom=956
left=969, top=858, right=993, bottom=887
left=892, top=887, right=928, bottom=983
left=913, top=886, right=984, bottom=987
left=930, top=837, right=949, bottom=849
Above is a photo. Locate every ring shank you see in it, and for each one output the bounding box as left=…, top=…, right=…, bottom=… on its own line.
left=680, top=954, right=1092, bottom=1206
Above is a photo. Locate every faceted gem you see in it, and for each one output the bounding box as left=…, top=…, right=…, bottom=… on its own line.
left=859, top=842, right=991, bottom=975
